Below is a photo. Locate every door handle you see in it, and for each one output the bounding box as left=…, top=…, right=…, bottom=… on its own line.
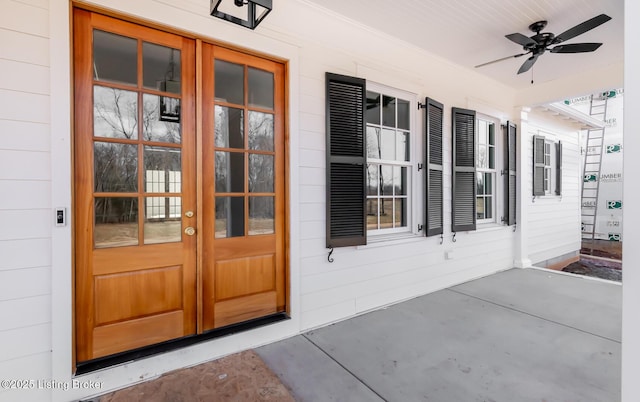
left=184, top=227, right=196, bottom=236
left=185, top=211, right=194, bottom=218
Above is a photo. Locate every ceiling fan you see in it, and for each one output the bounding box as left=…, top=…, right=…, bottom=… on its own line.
left=476, top=14, right=612, bottom=75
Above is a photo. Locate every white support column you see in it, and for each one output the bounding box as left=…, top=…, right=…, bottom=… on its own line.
left=514, top=107, right=532, bottom=268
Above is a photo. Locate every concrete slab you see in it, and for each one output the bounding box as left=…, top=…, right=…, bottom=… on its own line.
left=452, top=268, right=622, bottom=341
left=256, top=335, right=384, bottom=402
left=304, top=287, right=620, bottom=401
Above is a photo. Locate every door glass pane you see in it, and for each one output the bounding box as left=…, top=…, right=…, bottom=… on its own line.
left=379, top=198, right=393, bottom=228
left=144, top=196, right=181, bottom=244
left=249, top=196, right=274, bottom=235
left=215, top=60, right=244, bottom=105
left=143, top=42, right=181, bottom=94
left=215, top=196, right=245, bottom=238
left=93, top=30, right=137, bottom=86
left=248, top=67, right=274, bottom=109
left=94, top=142, right=138, bottom=192
left=144, top=146, right=182, bottom=193
left=248, top=111, right=274, bottom=151
left=94, top=197, right=138, bottom=248
left=366, top=199, right=378, bottom=230
left=142, top=94, right=181, bottom=143
left=215, top=151, right=244, bottom=193
left=94, top=86, right=138, bottom=140
left=366, top=92, right=380, bottom=125
left=215, top=106, right=244, bottom=149
left=249, top=154, right=274, bottom=192
left=366, top=164, right=378, bottom=195
left=397, top=99, right=410, bottom=130
left=382, top=96, right=396, bottom=127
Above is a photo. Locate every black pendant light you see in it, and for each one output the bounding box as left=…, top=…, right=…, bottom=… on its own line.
left=210, top=0, right=272, bottom=30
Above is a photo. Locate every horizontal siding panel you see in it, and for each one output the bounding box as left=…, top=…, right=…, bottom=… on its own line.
left=299, top=203, right=324, bottom=222
left=0, top=180, right=51, bottom=209
left=0, top=267, right=50, bottom=301
left=301, top=300, right=355, bottom=331
left=0, top=1, right=48, bottom=37
left=0, top=239, right=51, bottom=270
left=299, top=185, right=325, bottom=204
left=299, top=167, right=325, bottom=186
left=299, top=111, right=324, bottom=133
left=299, top=76, right=323, bottom=97
left=0, top=323, right=51, bottom=362
left=299, top=129, right=325, bottom=151
left=0, top=89, right=50, bottom=123
left=0, top=352, right=51, bottom=390
left=0, top=120, right=50, bottom=152
left=299, top=93, right=323, bottom=114
left=0, top=209, right=51, bottom=240
left=299, top=220, right=325, bottom=240
left=0, top=59, right=49, bottom=95
left=0, top=150, right=51, bottom=180
left=0, top=29, right=49, bottom=66
left=299, top=148, right=325, bottom=168
left=0, top=295, right=51, bottom=331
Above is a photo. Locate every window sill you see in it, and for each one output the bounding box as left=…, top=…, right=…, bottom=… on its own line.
left=475, top=223, right=509, bottom=232
left=357, top=232, right=425, bottom=249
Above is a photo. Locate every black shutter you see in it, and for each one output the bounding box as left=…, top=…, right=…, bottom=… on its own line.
left=504, top=122, right=517, bottom=225
left=425, top=98, right=444, bottom=236
left=326, top=73, right=367, bottom=247
left=452, top=107, right=476, bottom=232
left=555, top=141, right=562, bottom=195
left=533, top=135, right=545, bottom=196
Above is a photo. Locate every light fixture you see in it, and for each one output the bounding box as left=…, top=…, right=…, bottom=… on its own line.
left=210, top=0, right=272, bottom=30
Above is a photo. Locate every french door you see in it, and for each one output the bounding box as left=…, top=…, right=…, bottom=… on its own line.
left=73, top=9, right=286, bottom=363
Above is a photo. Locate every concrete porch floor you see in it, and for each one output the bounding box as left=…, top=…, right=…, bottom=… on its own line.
left=99, top=268, right=622, bottom=401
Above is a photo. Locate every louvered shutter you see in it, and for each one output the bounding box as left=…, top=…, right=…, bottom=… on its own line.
left=533, top=135, right=545, bottom=196
left=504, top=122, right=517, bottom=225
left=325, top=73, right=367, bottom=247
left=425, top=98, right=444, bottom=236
left=555, top=141, right=562, bottom=195
left=452, top=107, right=476, bottom=232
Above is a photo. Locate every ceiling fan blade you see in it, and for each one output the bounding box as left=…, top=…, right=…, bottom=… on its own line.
left=517, top=55, right=538, bottom=74
left=505, top=33, right=537, bottom=47
left=474, top=52, right=528, bottom=68
left=550, top=43, right=603, bottom=53
left=554, top=14, right=611, bottom=43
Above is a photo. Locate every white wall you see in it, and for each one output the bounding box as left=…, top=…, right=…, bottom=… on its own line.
left=0, top=0, right=589, bottom=400
left=0, top=1, right=53, bottom=402
left=524, top=111, right=582, bottom=266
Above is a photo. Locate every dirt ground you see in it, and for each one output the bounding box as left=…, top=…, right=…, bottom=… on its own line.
left=562, top=239, right=622, bottom=282
left=97, top=350, right=294, bottom=402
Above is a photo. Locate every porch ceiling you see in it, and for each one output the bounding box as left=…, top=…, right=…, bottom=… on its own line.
left=303, top=0, right=623, bottom=95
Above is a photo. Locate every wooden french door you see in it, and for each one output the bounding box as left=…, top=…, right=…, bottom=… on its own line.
left=74, top=10, right=286, bottom=363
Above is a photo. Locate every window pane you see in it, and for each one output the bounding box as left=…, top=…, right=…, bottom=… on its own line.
left=394, top=198, right=407, bottom=228
left=379, top=198, right=393, bottom=228
left=476, top=197, right=485, bottom=220
left=94, top=142, right=138, bottom=192
left=396, top=131, right=410, bottom=161
left=215, top=60, right=244, bottom=105
left=142, top=94, right=181, bottom=143
left=366, top=91, right=380, bottom=125
left=476, top=172, right=484, bottom=196
left=249, top=154, right=274, bottom=193
left=366, top=164, right=378, bottom=196
left=94, top=86, right=138, bottom=140
left=485, top=196, right=493, bottom=219
left=489, top=146, right=495, bottom=169
left=394, top=166, right=407, bottom=196
left=215, top=196, right=244, bottom=238
left=380, top=165, right=393, bottom=196
left=366, top=199, right=378, bottom=230
left=382, top=96, right=396, bottom=127
left=93, top=30, right=137, bottom=86
left=248, top=111, right=274, bottom=151
left=397, top=99, right=410, bottom=130
left=143, top=42, right=181, bottom=94
left=248, top=67, right=274, bottom=109
left=477, top=144, right=487, bottom=169
left=477, top=120, right=487, bottom=145
left=367, top=126, right=381, bottom=158
left=484, top=173, right=493, bottom=195
left=144, top=197, right=181, bottom=244
left=215, top=106, right=244, bottom=149
left=95, top=197, right=138, bottom=248
left=488, top=123, right=495, bottom=145
left=215, top=151, right=244, bottom=193
left=380, top=129, right=395, bottom=160
left=144, top=146, right=182, bottom=193
left=249, top=196, right=274, bottom=235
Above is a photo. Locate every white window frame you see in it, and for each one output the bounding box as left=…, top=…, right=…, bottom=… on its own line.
left=476, top=115, right=500, bottom=225
left=543, top=140, right=554, bottom=195
left=365, top=82, right=418, bottom=237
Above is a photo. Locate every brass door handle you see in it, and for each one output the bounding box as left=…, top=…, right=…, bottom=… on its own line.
left=184, top=227, right=196, bottom=236
left=185, top=211, right=194, bottom=218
